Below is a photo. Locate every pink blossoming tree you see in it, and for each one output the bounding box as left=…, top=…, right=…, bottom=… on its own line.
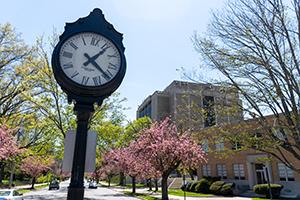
left=0, top=126, right=20, bottom=184
left=21, top=156, right=53, bottom=189
left=0, top=126, right=19, bottom=160
left=133, top=118, right=207, bottom=200
left=99, top=147, right=160, bottom=193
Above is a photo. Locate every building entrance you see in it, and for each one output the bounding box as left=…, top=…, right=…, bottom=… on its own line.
left=255, top=163, right=267, bottom=184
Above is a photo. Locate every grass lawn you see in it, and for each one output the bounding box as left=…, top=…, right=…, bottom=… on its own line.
left=125, top=183, right=146, bottom=188
left=124, top=192, right=160, bottom=200
left=167, top=189, right=214, bottom=197
left=17, top=183, right=49, bottom=195
left=0, top=180, right=31, bottom=188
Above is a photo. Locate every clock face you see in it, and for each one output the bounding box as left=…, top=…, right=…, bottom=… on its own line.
left=59, top=32, right=121, bottom=87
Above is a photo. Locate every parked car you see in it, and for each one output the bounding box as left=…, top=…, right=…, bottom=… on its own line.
left=88, top=181, right=97, bottom=189
left=49, top=180, right=60, bottom=190
left=0, top=189, right=24, bottom=200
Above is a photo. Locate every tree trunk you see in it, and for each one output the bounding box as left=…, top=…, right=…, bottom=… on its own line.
left=119, top=172, right=125, bottom=186
left=131, top=176, right=136, bottom=194
left=108, top=175, right=111, bottom=187
left=9, top=162, right=15, bottom=188
left=154, top=179, right=158, bottom=192
left=31, top=177, right=36, bottom=189
left=161, top=175, right=169, bottom=200
left=0, top=162, right=4, bottom=184
left=189, top=170, right=194, bottom=180
left=148, top=178, right=152, bottom=191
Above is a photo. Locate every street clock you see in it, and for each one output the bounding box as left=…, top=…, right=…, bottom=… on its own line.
left=52, top=8, right=126, bottom=105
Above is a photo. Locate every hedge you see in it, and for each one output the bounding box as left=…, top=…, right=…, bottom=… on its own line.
left=194, top=178, right=210, bottom=194
left=253, top=184, right=283, bottom=198
left=209, top=181, right=226, bottom=194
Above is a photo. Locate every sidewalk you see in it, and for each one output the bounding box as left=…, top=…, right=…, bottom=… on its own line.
left=110, top=186, right=253, bottom=200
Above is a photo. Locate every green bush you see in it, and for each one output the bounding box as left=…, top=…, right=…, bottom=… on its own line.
left=204, top=176, right=221, bottom=185
left=253, top=184, right=283, bottom=198
left=185, top=182, right=193, bottom=192
left=209, top=181, right=226, bottom=194
left=195, top=178, right=210, bottom=194
left=189, top=182, right=199, bottom=192
left=180, top=183, right=188, bottom=191
left=37, top=173, right=53, bottom=183
left=219, top=183, right=235, bottom=196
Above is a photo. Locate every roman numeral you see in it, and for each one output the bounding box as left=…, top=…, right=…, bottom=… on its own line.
left=93, top=76, right=101, bottom=86
left=62, top=51, right=73, bottom=58
left=82, top=36, right=86, bottom=45
left=101, top=43, right=110, bottom=50
left=90, top=37, right=100, bottom=46
left=63, top=62, right=73, bottom=69
left=69, top=42, right=78, bottom=50
left=107, top=70, right=113, bottom=77
left=81, top=76, right=89, bottom=85
left=108, top=63, right=118, bottom=70
left=107, top=54, right=117, bottom=58
left=102, top=73, right=111, bottom=81
left=71, top=71, right=79, bottom=78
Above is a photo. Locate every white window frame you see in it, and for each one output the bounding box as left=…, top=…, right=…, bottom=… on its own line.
left=215, top=139, right=224, bottom=152
left=233, top=163, right=245, bottom=180
left=216, top=164, right=227, bottom=179
left=278, top=163, right=295, bottom=181
left=202, top=165, right=211, bottom=177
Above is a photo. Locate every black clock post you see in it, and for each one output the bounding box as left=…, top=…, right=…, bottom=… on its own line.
left=51, top=9, right=126, bottom=200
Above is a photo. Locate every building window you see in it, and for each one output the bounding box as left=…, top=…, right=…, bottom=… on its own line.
left=232, top=141, right=242, bottom=150
left=215, top=139, right=224, bottom=152
left=233, top=164, right=245, bottom=180
left=203, top=96, right=215, bottom=127
left=217, top=164, right=227, bottom=179
left=202, top=165, right=211, bottom=177
left=278, top=163, right=295, bottom=181
left=201, top=139, right=209, bottom=153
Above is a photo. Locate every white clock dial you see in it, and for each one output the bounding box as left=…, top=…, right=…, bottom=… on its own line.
left=59, top=32, right=121, bottom=86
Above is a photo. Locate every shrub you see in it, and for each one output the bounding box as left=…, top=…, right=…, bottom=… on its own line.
left=209, top=181, right=226, bottom=194
left=181, top=183, right=188, bottom=191
left=185, top=182, right=193, bottom=192
left=202, top=176, right=221, bottom=186
left=253, top=184, right=283, bottom=198
left=189, top=181, right=198, bottom=192
left=195, top=178, right=210, bottom=194
left=219, top=182, right=235, bottom=196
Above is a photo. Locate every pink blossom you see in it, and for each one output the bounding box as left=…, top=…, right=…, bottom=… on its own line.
left=0, top=126, right=20, bottom=160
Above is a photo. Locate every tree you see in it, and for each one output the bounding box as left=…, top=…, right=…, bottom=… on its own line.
left=118, top=116, right=152, bottom=147
left=133, top=118, right=206, bottom=200
left=20, top=155, right=52, bottom=189
left=0, top=23, right=32, bottom=123
left=0, top=127, right=19, bottom=160
left=192, top=0, right=300, bottom=172
left=99, top=147, right=159, bottom=193
left=0, top=126, right=20, bottom=184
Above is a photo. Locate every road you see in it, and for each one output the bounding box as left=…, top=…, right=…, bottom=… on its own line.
left=23, top=181, right=139, bottom=200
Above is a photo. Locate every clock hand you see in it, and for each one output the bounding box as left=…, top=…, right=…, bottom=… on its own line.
left=83, top=53, right=111, bottom=80
left=83, top=46, right=110, bottom=66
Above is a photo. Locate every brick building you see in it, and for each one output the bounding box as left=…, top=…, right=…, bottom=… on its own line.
left=136, top=80, right=300, bottom=197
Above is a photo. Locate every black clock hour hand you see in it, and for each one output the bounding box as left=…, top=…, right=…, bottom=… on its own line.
left=83, top=46, right=109, bottom=66
left=83, top=53, right=110, bottom=80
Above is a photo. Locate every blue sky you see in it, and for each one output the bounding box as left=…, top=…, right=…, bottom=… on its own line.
left=0, top=0, right=225, bottom=121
